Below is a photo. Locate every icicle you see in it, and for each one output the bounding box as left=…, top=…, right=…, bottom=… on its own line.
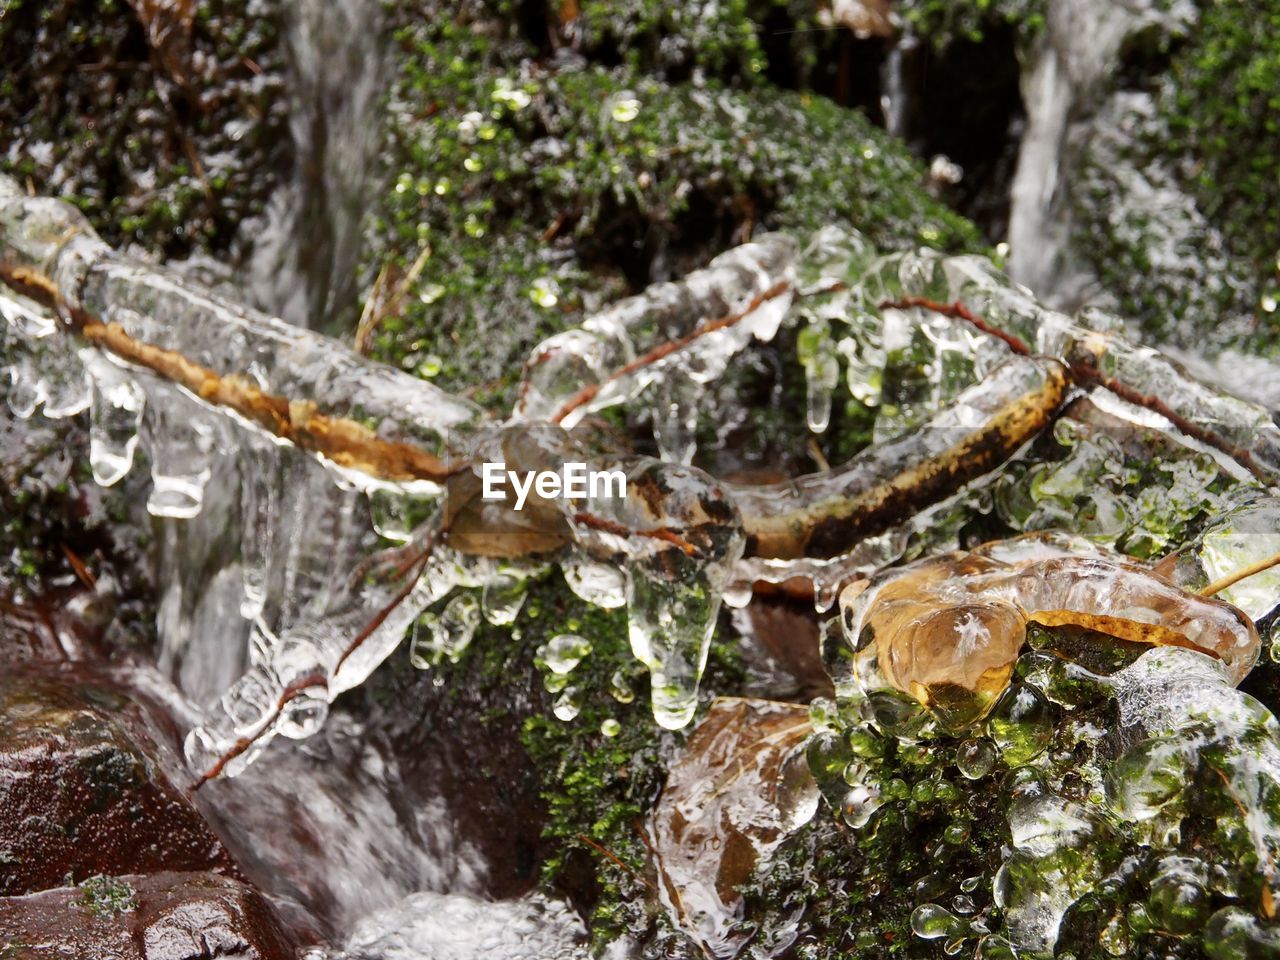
left=5, top=352, right=44, bottom=419
left=238, top=439, right=278, bottom=621
left=566, top=458, right=745, bottom=730
left=797, top=322, right=840, bottom=434
left=144, top=395, right=217, bottom=519
left=652, top=370, right=700, bottom=465
left=86, top=357, right=146, bottom=487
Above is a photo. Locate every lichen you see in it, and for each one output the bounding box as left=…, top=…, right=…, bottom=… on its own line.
left=75, top=874, right=138, bottom=919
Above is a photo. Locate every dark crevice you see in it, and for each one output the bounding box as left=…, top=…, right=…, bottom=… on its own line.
left=896, top=25, right=1025, bottom=242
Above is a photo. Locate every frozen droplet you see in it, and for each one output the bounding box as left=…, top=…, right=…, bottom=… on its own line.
left=482, top=571, right=527, bottom=625
left=410, top=592, right=481, bottom=668
left=600, top=718, right=621, bottom=737
left=911, top=903, right=963, bottom=940
left=276, top=686, right=331, bottom=740
left=542, top=634, right=592, bottom=674
left=987, top=684, right=1054, bottom=766
left=553, top=687, right=582, bottom=721
left=562, top=557, right=627, bottom=609
left=608, top=669, right=635, bottom=704
left=543, top=672, right=570, bottom=693
left=956, top=738, right=997, bottom=779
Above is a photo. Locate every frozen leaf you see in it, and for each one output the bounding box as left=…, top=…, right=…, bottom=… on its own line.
left=837, top=534, right=1260, bottom=732
left=650, top=698, right=817, bottom=958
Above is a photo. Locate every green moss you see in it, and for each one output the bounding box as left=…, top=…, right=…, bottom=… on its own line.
left=511, top=571, right=745, bottom=951
left=0, top=0, right=288, bottom=261
left=368, top=1, right=979, bottom=412
left=76, top=875, right=138, bottom=919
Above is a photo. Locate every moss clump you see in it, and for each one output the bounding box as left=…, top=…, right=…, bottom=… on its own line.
left=75, top=875, right=138, bottom=919
left=514, top=572, right=746, bottom=952
left=367, top=1, right=979, bottom=411
left=0, top=0, right=288, bottom=262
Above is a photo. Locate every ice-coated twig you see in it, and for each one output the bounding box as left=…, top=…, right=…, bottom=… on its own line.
left=549, top=279, right=793, bottom=425
left=733, top=355, right=1070, bottom=559
left=0, top=179, right=482, bottom=494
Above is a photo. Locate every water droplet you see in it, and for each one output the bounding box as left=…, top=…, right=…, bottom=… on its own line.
left=276, top=686, right=330, bottom=740
left=600, top=718, right=621, bottom=738
left=987, top=683, right=1053, bottom=766
left=911, top=903, right=963, bottom=940
left=553, top=687, right=582, bottom=721
left=608, top=669, right=635, bottom=704
left=482, top=571, right=527, bottom=625
left=610, top=95, right=640, bottom=123
left=956, top=738, right=997, bottom=779
left=542, top=634, right=592, bottom=674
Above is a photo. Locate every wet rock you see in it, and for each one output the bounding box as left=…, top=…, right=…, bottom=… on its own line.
left=0, top=871, right=295, bottom=960
left=0, top=672, right=236, bottom=896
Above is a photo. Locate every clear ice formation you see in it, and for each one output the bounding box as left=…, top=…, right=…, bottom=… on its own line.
left=336, top=891, right=588, bottom=960
left=514, top=231, right=797, bottom=438
left=833, top=533, right=1260, bottom=734
left=4, top=172, right=1279, bottom=778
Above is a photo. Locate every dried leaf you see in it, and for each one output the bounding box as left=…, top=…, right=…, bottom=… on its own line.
left=651, top=698, right=817, bottom=958
left=838, top=533, right=1261, bottom=732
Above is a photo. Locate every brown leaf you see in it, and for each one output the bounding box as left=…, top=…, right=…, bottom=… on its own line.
left=650, top=698, right=817, bottom=958
left=838, top=533, right=1261, bottom=732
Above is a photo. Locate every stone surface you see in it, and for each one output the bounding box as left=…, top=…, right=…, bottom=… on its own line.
left=0, top=871, right=295, bottom=960
left=0, top=672, right=236, bottom=896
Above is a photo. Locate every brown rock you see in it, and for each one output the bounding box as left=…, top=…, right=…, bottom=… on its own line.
left=0, top=871, right=295, bottom=960
left=0, top=673, right=236, bottom=896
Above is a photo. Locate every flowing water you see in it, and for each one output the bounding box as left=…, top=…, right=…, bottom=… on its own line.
left=248, top=0, right=388, bottom=333
left=1004, top=0, right=1195, bottom=310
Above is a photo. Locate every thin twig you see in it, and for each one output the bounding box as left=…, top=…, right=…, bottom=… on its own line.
left=879, top=296, right=1032, bottom=356
left=60, top=543, right=97, bottom=590
left=551, top=280, right=793, bottom=424
left=881, top=295, right=1272, bottom=486
left=191, top=672, right=330, bottom=789
left=1068, top=362, right=1272, bottom=486
left=573, top=511, right=698, bottom=557
left=576, top=834, right=655, bottom=892
left=1199, top=551, right=1280, bottom=599
left=193, top=533, right=440, bottom=789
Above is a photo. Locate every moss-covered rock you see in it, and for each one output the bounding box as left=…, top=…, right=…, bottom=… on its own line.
left=1073, top=0, right=1280, bottom=353
left=364, top=1, right=979, bottom=411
